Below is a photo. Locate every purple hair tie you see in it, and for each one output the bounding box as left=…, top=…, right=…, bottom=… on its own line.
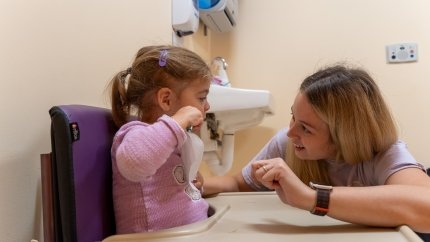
left=159, top=49, right=168, bottom=67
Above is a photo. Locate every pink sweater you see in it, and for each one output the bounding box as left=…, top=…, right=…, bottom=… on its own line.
left=111, top=115, right=209, bottom=234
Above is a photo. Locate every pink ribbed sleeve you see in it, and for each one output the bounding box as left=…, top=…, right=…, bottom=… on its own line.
left=114, top=115, right=187, bottom=182
left=111, top=115, right=209, bottom=233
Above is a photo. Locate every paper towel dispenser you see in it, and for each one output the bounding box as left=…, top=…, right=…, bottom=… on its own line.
left=198, top=0, right=238, bottom=33
left=172, top=0, right=200, bottom=37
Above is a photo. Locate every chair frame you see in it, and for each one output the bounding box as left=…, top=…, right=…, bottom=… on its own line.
left=41, top=105, right=117, bottom=242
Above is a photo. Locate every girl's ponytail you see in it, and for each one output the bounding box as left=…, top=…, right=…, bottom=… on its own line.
left=110, top=69, right=131, bottom=127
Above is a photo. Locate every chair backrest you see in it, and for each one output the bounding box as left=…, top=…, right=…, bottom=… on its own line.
left=41, top=105, right=117, bottom=242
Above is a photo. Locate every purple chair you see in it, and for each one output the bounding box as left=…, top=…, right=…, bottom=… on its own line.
left=41, top=105, right=117, bottom=242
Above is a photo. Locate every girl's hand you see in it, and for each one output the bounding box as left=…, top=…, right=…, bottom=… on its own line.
left=172, top=106, right=204, bottom=130
left=192, top=171, right=204, bottom=193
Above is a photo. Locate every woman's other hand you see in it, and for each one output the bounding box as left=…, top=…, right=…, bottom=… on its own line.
left=252, top=158, right=315, bottom=211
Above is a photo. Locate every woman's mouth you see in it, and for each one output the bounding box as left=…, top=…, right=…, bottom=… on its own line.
left=294, top=143, right=305, bottom=151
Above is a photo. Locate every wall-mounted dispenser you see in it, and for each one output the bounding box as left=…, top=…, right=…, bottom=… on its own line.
left=198, top=0, right=238, bottom=33
left=172, top=0, right=200, bottom=37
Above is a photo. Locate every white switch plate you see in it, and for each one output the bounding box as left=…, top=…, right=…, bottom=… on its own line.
left=386, top=43, right=418, bottom=63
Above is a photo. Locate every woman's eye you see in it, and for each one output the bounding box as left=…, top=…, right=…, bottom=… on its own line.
left=302, top=125, right=311, bottom=134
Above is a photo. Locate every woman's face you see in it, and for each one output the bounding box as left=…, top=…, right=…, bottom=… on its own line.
left=287, top=92, right=337, bottom=161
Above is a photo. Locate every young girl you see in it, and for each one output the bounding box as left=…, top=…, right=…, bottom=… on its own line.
left=109, top=45, right=212, bottom=234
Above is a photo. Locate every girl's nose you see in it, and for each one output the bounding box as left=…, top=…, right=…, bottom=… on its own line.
left=205, top=102, right=210, bottom=111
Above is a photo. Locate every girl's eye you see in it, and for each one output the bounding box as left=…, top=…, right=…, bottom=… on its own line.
left=199, top=97, right=207, bottom=103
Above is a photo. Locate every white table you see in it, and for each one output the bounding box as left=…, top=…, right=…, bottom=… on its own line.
left=104, top=192, right=423, bottom=242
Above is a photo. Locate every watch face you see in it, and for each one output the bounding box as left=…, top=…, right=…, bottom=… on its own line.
left=310, top=182, right=333, bottom=190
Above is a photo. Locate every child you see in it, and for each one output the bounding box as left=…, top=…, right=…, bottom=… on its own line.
left=108, top=45, right=212, bottom=234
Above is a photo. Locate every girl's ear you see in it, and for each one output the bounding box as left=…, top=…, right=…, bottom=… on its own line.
left=157, top=87, right=174, bottom=112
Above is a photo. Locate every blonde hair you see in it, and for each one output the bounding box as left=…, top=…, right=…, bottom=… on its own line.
left=108, top=45, right=212, bottom=127
left=287, top=64, right=398, bottom=185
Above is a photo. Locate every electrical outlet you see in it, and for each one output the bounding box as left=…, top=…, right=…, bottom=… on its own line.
left=386, top=43, right=418, bottom=63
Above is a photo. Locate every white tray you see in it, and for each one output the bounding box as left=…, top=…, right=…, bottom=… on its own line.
left=104, top=192, right=422, bottom=242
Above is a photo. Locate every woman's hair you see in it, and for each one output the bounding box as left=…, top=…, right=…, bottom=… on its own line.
left=109, top=45, right=212, bottom=127
left=287, top=64, right=398, bottom=185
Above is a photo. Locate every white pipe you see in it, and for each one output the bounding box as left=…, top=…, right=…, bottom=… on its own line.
left=204, top=134, right=234, bottom=176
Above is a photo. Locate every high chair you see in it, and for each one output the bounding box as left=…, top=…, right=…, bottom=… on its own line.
left=41, top=105, right=117, bottom=242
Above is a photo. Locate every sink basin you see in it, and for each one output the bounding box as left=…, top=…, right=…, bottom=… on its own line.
left=207, top=84, right=274, bottom=114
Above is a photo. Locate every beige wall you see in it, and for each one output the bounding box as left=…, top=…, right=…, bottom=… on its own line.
left=207, top=0, right=430, bottom=176
left=2, top=0, right=430, bottom=241
left=0, top=0, right=172, bottom=241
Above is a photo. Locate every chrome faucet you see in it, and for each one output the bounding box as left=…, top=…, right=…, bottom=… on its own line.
left=212, top=56, right=228, bottom=71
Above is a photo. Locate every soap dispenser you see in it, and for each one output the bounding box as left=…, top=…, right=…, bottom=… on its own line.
left=212, top=57, right=231, bottom=87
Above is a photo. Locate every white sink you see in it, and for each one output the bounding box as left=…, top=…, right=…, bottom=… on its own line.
left=201, top=84, right=275, bottom=175
left=207, top=84, right=274, bottom=114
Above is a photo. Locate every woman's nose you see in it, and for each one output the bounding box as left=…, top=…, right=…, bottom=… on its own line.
left=287, top=128, right=294, bottom=138
left=287, top=122, right=297, bottom=138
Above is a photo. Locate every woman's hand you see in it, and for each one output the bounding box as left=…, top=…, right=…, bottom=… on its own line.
left=252, top=158, right=315, bottom=211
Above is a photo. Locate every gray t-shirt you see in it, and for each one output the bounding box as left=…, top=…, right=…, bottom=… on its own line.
left=242, top=128, right=426, bottom=190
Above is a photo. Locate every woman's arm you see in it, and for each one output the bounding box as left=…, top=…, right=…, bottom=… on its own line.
left=328, top=168, right=430, bottom=232
left=202, top=129, right=289, bottom=196
left=202, top=172, right=254, bottom=196
left=254, top=159, right=430, bottom=233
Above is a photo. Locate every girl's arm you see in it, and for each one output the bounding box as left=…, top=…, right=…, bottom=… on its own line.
left=116, top=116, right=186, bottom=182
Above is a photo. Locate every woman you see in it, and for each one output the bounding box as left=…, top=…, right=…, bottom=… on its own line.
left=203, top=64, right=430, bottom=233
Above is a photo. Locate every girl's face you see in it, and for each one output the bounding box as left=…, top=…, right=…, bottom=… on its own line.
left=287, top=92, right=337, bottom=161
left=174, top=79, right=211, bottom=120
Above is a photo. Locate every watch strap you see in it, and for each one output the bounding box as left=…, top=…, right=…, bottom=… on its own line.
left=311, top=188, right=331, bottom=216
left=309, top=182, right=332, bottom=216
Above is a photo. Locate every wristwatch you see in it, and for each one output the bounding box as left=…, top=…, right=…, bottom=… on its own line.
left=309, top=182, right=333, bottom=216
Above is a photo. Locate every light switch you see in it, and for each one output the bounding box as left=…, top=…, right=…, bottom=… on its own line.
left=386, top=43, right=418, bottom=63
